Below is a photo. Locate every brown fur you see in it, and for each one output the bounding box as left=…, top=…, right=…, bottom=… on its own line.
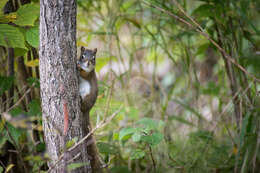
left=78, top=48, right=103, bottom=172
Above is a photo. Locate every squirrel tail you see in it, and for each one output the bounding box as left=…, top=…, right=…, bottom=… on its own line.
left=83, top=110, right=103, bottom=173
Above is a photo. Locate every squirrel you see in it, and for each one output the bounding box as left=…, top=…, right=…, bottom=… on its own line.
left=77, top=47, right=102, bottom=172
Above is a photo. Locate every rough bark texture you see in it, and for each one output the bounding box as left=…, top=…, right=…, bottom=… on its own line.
left=39, top=0, right=90, bottom=172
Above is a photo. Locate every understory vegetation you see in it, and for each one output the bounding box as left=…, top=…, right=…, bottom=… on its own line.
left=0, top=0, right=260, bottom=172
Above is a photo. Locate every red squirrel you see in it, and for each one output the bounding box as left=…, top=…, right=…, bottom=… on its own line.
left=77, top=47, right=102, bottom=172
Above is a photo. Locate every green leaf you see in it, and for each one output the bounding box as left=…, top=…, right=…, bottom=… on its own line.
left=0, top=13, right=16, bottom=23
left=123, top=17, right=141, bottom=29
left=97, top=142, right=118, bottom=154
left=196, top=43, right=210, bottom=55
left=13, top=3, right=39, bottom=26
left=24, top=155, right=42, bottom=162
left=28, top=99, right=41, bottom=116
left=192, top=4, right=215, bottom=18
left=0, top=165, right=3, bottom=173
left=0, top=76, right=14, bottom=96
left=141, top=133, right=164, bottom=146
left=132, top=132, right=142, bottom=142
left=14, top=48, right=28, bottom=58
left=130, top=149, right=145, bottom=160
left=9, top=107, right=25, bottom=116
left=0, top=24, right=27, bottom=49
left=5, top=123, right=23, bottom=144
left=35, top=143, right=45, bottom=153
left=5, top=164, right=14, bottom=173
left=27, top=77, right=40, bottom=88
left=26, top=26, right=39, bottom=47
left=137, top=118, right=165, bottom=131
left=0, top=137, right=7, bottom=150
left=119, top=127, right=136, bottom=141
left=66, top=137, right=78, bottom=149
left=0, top=0, right=9, bottom=15
left=113, top=132, right=119, bottom=140
left=67, top=162, right=89, bottom=171
left=25, top=59, right=39, bottom=67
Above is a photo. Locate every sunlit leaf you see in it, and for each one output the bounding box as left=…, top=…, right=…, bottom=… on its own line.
left=25, top=59, right=39, bottom=67
left=113, top=132, right=119, bottom=140
left=13, top=3, right=39, bottom=26
left=119, top=127, right=136, bottom=141
left=0, top=0, right=9, bottom=15
left=0, top=13, right=16, bottom=23
left=141, top=132, right=164, bottom=146
left=5, top=164, right=14, bottom=173
left=0, top=24, right=27, bottom=49
left=66, top=137, right=78, bottom=149
left=137, top=118, right=165, bottom=131
left=26, top=26, right=39, bottom=47
left=132, top=132, right=142, bottom=142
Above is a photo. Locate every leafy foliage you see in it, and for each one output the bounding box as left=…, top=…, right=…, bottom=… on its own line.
left=13, top=3, right=39, bottom=26
left=0, top=24, right=27, bottom=49
left=0, top=0, right=259, bottom=172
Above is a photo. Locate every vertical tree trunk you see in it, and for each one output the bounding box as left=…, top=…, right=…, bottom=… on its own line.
left=39, top=0, right=90, bottom=172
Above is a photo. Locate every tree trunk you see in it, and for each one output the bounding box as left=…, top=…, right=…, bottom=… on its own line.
left=39, top=0, right=90, bottom=172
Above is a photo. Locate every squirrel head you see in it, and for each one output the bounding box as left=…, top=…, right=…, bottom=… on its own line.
left=78, top=47, right=97, bottom=73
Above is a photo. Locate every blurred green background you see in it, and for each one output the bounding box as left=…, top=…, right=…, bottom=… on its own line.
left=0, top=0, right=260, bottom=172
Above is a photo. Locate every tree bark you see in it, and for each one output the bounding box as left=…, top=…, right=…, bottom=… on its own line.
left=39, top=0, right=90, bottom=172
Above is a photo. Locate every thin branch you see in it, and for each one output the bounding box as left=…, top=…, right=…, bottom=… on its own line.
left=149, top=145, right=156, bottom=172
left=141, top=0, right=260, bottom=83
left=2, top=86, right=33, bottom=114
left=47, top=106, right=122, bottom=173
left=1, top=84, right=27, bottom=110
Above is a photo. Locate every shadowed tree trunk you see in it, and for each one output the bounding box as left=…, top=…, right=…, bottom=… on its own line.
left=39, top=0, right=90, bottom=172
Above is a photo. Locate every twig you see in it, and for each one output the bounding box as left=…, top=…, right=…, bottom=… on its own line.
left=149, top=145, right=156, bottom=172
left=1, top=84, right=27, bottom=110
left=1, top=86, right=33, bottom=114
left=0, top=85, right=34, bottom=173
left=47, top=106, right=122, bottom=172
left=141, top=0, right=260, bottom=83
left=191, top=82, right=253, bottom=168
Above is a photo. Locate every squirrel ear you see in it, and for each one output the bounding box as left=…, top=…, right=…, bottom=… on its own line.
left=80, top=46, right=85, bottom=53
left=93, top=48, right=97, bottom=54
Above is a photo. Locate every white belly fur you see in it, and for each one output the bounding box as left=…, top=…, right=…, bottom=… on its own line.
left=79, top=77, right=91, bottom=98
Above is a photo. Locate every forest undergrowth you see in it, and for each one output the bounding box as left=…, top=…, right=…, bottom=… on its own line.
left=0, top=0, right=259, bottom=172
